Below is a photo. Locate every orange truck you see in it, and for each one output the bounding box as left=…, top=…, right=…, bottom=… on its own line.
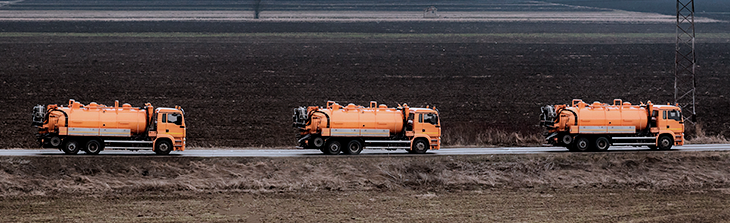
left=293, top=101, right=441, bottom=155
left=540, top=99, right=684, bottom=151
left=32, top=99, right=186, bottom=155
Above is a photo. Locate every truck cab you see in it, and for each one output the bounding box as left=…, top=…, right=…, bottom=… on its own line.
left=151, top=108, right=187, bottom=152
left=407, top=109, right=441, bottom=150
left=651, top=105, right=684, bottom=146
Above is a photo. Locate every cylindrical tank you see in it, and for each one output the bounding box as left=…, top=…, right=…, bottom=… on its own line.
left=308, top=102, right=404, bottom=136
left=46, top=100, right=150, bottom=135
left=558, top=101, right=648, bottom=132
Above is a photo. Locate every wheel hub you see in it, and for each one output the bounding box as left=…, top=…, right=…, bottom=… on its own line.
left=50, top=137, right=62, bottom=147
left=313, top=137, right=324, bottom=147
left=562, top=135, right=572, bottom=144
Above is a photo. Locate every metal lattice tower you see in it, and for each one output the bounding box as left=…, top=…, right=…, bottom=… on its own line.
left=675, top=0, right=696, bottom=123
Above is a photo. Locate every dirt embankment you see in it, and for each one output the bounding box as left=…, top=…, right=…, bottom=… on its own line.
left=2, top=152, right=730, bottom=196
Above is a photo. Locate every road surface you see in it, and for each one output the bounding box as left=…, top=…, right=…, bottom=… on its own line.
left=2, top=144, right=730, bottom=157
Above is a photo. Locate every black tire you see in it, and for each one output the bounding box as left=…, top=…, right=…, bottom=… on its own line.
left=50, top=136, right=62, bottom=147
left=594, top=137, right=610, bottom=152
left=574, top=137, right=591, bottom=152
left=657, top=135, right=674, bottom=150
left=84, top=139, right=103, bottom=155
left=561, top=134, right=574, bottom=146
left=322, top=140, right=342, bottom=155
left=62, top=139, right=80, bottom=155
left=343, top=140, right=364, bottom=155
left=154, top=140, right=173, bottom=155
left=411, top=138, right=429, bottom=154
left=311, top=137, right=325, bottom=148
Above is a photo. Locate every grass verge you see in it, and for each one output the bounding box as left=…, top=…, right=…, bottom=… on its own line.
left=2, top=152, right=730, bottom=196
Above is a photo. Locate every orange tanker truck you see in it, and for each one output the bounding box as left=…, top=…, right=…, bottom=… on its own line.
left=293, top=101, right=441, bottom=155
left=540, top=99, right=684, bottom=152
left=32, top=99, right=186, bottom=155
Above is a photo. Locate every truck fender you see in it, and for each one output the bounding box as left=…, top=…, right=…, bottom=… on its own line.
left=412, top=134, right=438, bottom=149
left=656, top=130, right=679, bottom=145
left=153, top=135, right=176, bottom=150
left=411, top=134, right=432, bottom=143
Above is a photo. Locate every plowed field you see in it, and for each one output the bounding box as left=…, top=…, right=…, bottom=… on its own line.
left=1, top=22, right=729, bottom=148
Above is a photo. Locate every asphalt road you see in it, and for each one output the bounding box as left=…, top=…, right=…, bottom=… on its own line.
left=2, top=144, right=730, bottom=157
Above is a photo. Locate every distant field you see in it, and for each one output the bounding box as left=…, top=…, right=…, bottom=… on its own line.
left=1, top=31, right=729, bottom=40
left=0, top=10, right=722, bottom=23
left=546, top=0, right=730, bottom=21
left=1, top=32, right=728, bottom=45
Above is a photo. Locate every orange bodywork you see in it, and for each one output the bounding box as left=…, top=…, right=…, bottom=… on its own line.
left=295, top=101, right=442, bottom=151
left=541, top=99, right=685, bottom=149
left=303, top=101, right=405, bottom=137
left=34, top=99, right=186, bottom=151
left=40, top=100, right=152, bottom=136
left=551, top=99, right=650, bottom=134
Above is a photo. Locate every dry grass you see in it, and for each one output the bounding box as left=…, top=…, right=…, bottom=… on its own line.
left=442, top=124, right=542, bottom=147
left=687, top=122, right=730, bottom=144
left=3, top=153, right=730, bottom=222
left=2, top=152, right=730, bottom=197
left=440, top=121, right=729, bottom=146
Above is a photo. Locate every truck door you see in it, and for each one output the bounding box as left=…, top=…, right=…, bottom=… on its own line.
left=663, top=109, right=684, bottom=135
left=415, top=112, right=440, bottom=139
left=159, top=112, right=186, bottom=142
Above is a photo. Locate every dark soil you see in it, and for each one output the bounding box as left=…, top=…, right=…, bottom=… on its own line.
left=1, top=22, right=729, bottom=148
left=3, top=189, right=730, bottom=222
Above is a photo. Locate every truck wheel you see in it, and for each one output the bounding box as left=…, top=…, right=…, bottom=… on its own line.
left=323, top=140, right=342, bottom=155
left=343, top=140, right=363, bottom=155
left=574, top=137, right=591, bottom=152
left=594, top=137, right=610, bottom=152
left=658, top=135, right=673, bottom=150
left=62, top=139, right=80, bottom=155
left=411, top=139, right=429, bottom=154
left=50, top=136, right=62, bottom=147
left=561, top=134, right=573, bottom=146
left=84, top=139, right=102, bottom=155
left=311, top=137, right=325, bottom=148
left=155, top=140, right=173, bottom=155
